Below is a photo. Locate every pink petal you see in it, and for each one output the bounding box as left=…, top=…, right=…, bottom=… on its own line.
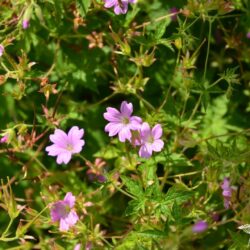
left=64, top=210, right=79, bottom=226
left=104, top=0, right=117, bottom=8
left=118, top=127, right=131, bottom=142
left=64, top=192, right=75, bottom=208
left=72, top=140, right=85, bottom=153
left=139, top=145, right=152, bottom=158
left=104, top=108, right=121, bottom=122
left=140, top=122, right=151, bottom=138
left=56, top=152, right=72, bottom=164
left=120, top=101, right=133, bottom=117
left=152, top=124, right=163, bottom=139
left=59, top=218, right=70, bottom=231
left=105, top=123, right=123, bottom=137
left=151, top=139, right=164, bottom=152
left=114, top=1, right=128, bottom=14
left=45, top=144, right=64, bottom=156
left=50, top=129, right=68, bottom=147
left=68, top=126, right=84, bottom=143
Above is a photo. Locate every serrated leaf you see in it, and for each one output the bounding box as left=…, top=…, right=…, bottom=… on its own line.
left=154, top=18, right=171, bottom=40
left=121, top=176, right=144, bottom=198
left=125, top=199, right=145, bottom=216
left=163, top=185, right=193, bottom=205
left=76, top=0, right=91, bottom=17
left=157, top=39, right=174, bottom=51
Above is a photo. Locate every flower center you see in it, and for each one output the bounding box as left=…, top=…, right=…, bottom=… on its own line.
left=66, top=143, right=74, bottom=151
left=55, top=203, right=70, bottom=218
left=121, top=116, right=130, bottom=125
left=147, top=135, right=154, bottom=144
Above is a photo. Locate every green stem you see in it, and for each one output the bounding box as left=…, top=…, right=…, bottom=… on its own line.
left=203, top=18, right=213, bottom=81
left=113, top=183, right=136, bottom=200
left=1, top=218, right=14, bottom=238
left=76, top=154, right=89, bottom=163
left=134, top=93, right=155, bottom=111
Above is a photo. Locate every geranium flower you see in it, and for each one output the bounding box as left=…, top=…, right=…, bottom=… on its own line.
left=104, top=101, right=142, bottom=142
left=22, top=19, right=29, bottom=29
left=221, top=177, right=232, bottom=209
left=0, top=44, right=4, bottom=57
left=103, top=0, right=136, bottom=15
left=192, top=220, right=208, bottom=233
left=0, top=135, right=8, bottom=143
left=50, top=192, right=79, bottom=231
left=45, top=126, right=85, bottom=164
left=138, top=122, right=164, bottom=158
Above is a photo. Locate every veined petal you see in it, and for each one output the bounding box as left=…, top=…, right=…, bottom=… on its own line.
left=72, top=140, right=85, bottom=153
left=59, top=218, right=70, bottom=231
left=65, top=210, right=79, bottom=226
left=140, top=122, right=151, bottom=139
left=64, top=192, right=75, bottom=208
left=45, top=144, right=64, bottom=156
left=68, top=126, right=84, bottom=144
left=56, top=152, right=72, bottom=165
left=104, top=108, right=121, bottom=122
left=139, top=145, right=152, bottom=158
left=50, top=129, right=68, bottom=147
left=114, top=2, right=128, bottom=14
left=152, top=124, right=163, bottom=139
left=151, top=139, right=164, bottom=152
left=120, top=101, right=133, bottom=117
left=104, top=0, right=117, bottom=8
left=118, top=127, right=131, bottom=142
left=105, top=123, right=123, bottom=137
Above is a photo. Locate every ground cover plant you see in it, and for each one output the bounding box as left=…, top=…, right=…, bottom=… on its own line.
left=0, top=0, right=250, bottom=249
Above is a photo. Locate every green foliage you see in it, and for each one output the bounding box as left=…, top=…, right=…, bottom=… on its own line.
left=0, top=0, right=250, bottom=249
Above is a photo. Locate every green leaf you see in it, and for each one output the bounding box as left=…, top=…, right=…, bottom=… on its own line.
left=163, top=185, right=193, bottom=205
left=121, top=176, right=144, bottom=198
left=157, top=39, right=174, bottom=51
left=136, top=230, right=167, bottom=238
left=154, top=18, right=171, bottom=40
left=76, top=0, right=91, bottom=17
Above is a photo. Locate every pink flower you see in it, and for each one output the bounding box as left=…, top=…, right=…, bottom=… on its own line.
left=221, top=178, right=232, bottom=209
left=247, top=32, right=250, bottom=39
left=138, top=123, right=164, bottom=158
left=45, top=126, right=85, bottom=164
left=104, top=101, right=142, bottom=142
left=169, top=7, right=178, bottom=21
left=50, top=192, right=79, bottom=231
left=74, top=243, right=81, bottom=250
left=22, top=19, right=29, bottom=29
left=0, top=135, right=8, bottom=143
left=0, top=44, right=4, bottom=57
left=192, top=220, right=208, bottom=233
left=104, top=0, right=136, bottom=15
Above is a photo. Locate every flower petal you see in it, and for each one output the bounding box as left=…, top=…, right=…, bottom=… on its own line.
left=152, top=124, right=163, bottom=140
left=64, top=210, right=79, bottom=227
left=105, top=123, right=123, bottom=137
left=59, top=218, right=70, bottom=231
left=72, top=140, right=85, bottom=153
left=104, top=107, right=121, bottom=122
left=104, top=0, right=117, bottom=8
left=56, top=152, right=72, bottom=165
left=139, top=144, right=152, bottom=158
left=50, top=129, right=68, bottom=147
left=120, top=101, right=133, bottom=117
left=68, top=126, right=84, bottom=144
left=45, top=144, right=64, bottom=156
left=64, top=192, right=75, bottom=208
left=140, top=122, right=151, bottom=139
left=151, top=139, right=164, bottom=152
left=118, top=127, right=131, bottom=142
